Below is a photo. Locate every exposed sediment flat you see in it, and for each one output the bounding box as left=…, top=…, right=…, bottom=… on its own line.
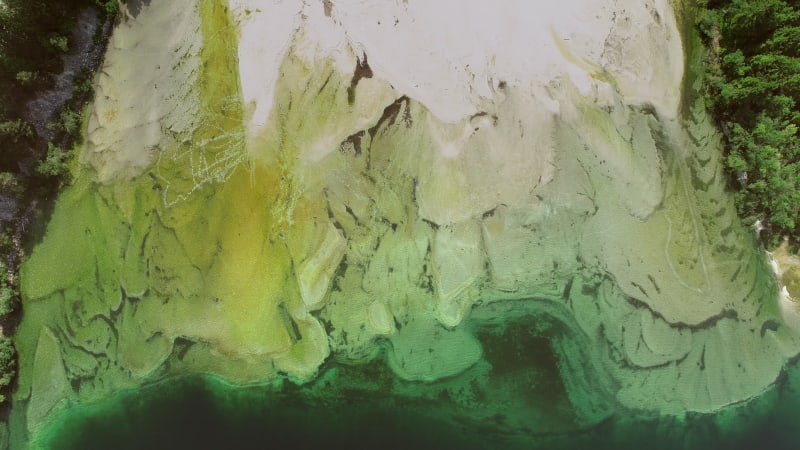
left=11, top=0, right=800, bottom=444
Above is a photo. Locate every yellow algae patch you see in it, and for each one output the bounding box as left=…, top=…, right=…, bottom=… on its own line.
left=202, top=163, right=294, bottom=357
left=113, top=0, right=297, bottom=360
left=15, top=0, right=333, bottom=430
left=273, top=314, right=331, bottom=382
left=156, top=0, right=246, bottom=206
left=549, top=27, right=609, bottom=89
left=115, top=160, right=303, bottom=362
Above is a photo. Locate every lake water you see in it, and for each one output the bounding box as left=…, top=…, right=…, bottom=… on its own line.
left=27, top=349, right=800, bottom=450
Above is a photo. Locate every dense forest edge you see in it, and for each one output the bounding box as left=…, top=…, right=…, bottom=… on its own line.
left=0, top=0, right=117, bottom=410
left=697, top=0, right=800, bottom=251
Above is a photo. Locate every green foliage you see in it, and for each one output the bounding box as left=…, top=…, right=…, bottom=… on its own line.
left=46, top=107, right=84, bottom=146
left=0, top=264, right=15, bottom=403
left=0, top=0, right=104, bottom=174
left=0, top=119, right=32, bottom=144
left=15, top=70, right=35, bottom=86
left=48, top=35, right=69, bottom=53
left=0, top=336, right=16, bottom=403
left=0, top=0, right=94, bottom=99
left=0, top=172, right=24, bottom=198
left=74, top=69, right=95, bottom=96
left=0, top=269, right=15, bottom=318
left=98, top=0, right=119, bottom=17
left=36, top=143, right=70, bottom=178
left=0, top=119, right=34, bottom=171
left=701, top=0, right=800, bottom=248
left=60, top=108, right=81, bottom=135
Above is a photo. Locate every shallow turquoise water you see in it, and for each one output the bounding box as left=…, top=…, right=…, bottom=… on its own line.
left=28, top=347, right=800, bottom=450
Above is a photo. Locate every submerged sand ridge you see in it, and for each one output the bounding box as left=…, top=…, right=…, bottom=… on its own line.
left=10, top=0, right=800, bottom=442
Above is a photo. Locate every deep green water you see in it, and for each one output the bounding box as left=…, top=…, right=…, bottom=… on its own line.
left=33, top=376, right=492, bottom=450
left=26, top=341, right=800, bottom=450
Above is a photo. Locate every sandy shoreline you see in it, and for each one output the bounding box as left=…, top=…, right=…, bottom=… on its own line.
left=233, top=0, right=684, bottom=134
left=768, top=239, right=800, bottom=331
